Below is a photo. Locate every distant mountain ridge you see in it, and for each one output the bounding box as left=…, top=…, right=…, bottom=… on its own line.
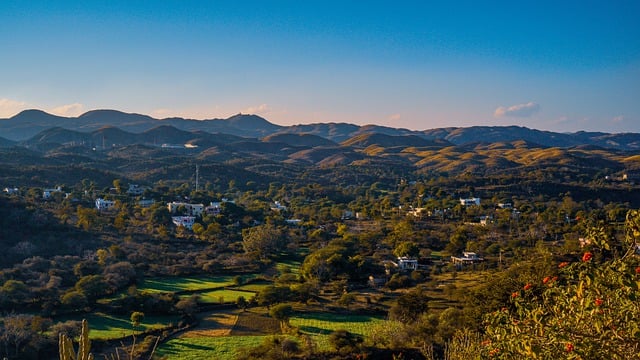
left=1, top=109, right=639, bottom=150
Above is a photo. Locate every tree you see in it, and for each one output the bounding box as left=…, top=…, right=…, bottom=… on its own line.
left=76, top=206, right=98, bottom=231
left=130, top=311, right=144, bottom=332
left=328, top=329, right=363, bottom=355
left=75, top=275, right=108, bottom=300
left=236, top=296, right=248, bottom=312
left=0, top=279, right=29, bottom=307
left=269, top=303, right=293, bottom=332
left=2, top=314, right=33, bottom=358
left=483, top=211, right=640, bottom=359
left=242, top=224, right=286, bottom=260
left=393, top=241, right=420, bottom=258
left=338, top=292, right=357, bottom=309
left=60, top=290, right=88, bottom=309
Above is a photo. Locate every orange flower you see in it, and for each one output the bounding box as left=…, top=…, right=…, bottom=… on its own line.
left=565, top=343, right=574, bottom=352
left=543, top=276, right=551, bottom=284
left=558, top=262, right=569, bottom=268
left=635, top=266, right=640, bottom=275
left=523, top=283, right=532, bottom=291
left=582, top=252, right=593, bottom=262
left=595, top=298, right=603, bottom=306
left=512, top=292, right=519, bottom=298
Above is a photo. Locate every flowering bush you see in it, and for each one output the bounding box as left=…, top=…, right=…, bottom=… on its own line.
left=483, top=210, right=640, bottom=359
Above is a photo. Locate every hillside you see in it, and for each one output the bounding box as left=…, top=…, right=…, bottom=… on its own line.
left=3, top=109, right=640, bottom=151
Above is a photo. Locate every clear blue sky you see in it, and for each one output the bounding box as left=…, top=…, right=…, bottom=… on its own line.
left=1, top=1, right=639, bottom=133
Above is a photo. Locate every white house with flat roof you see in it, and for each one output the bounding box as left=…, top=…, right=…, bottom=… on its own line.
left=167, top=202, right=204, bottom=217
left=95, top=198, right=116, bottom=211
left=460, top=198, right=480, bottom=206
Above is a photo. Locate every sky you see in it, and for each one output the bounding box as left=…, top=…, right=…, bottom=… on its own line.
left=1, top=1, right=639, bottom=133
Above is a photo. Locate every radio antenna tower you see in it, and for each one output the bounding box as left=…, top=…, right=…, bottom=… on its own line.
left=195, top=164, right=200, bottom=192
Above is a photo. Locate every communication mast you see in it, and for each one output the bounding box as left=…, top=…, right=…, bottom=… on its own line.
left=195, top=164, right=200, bottom=192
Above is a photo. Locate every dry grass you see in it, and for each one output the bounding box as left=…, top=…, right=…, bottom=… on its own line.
left=180, top=310, right=238, bottom=338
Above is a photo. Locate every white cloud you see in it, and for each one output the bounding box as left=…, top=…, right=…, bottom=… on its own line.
left=151, top=108, right=174, bottom=118
left=388, top=113, right=402, bottom=121
left=50, top=103, right=84, bottom=117
left=0, top=98, right=29, bottom=117
left=494, top=102, right=541, bottom=118
left=242, top=103, right=271, bottom=115
left=612, top=115, right=624, bottom=124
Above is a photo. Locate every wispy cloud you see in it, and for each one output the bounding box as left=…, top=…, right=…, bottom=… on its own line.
left=50, top=103, right=84, bottom=117
left=494, top=102, right=541, bottom=118
left=242, top=103, right=271, bottom=115
left=0, top=98, right=29, bottom=117
left=388, top=113, right=401, bottom=121
left=612, top=115, right=624, bottom=124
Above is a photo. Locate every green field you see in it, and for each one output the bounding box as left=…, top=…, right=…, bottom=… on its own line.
left=233, top=281, right=272, bottom=293
left=155, top=311, right=382, bottom=359
left=290, top=312, right=383, bottom=350
left=156, top=335, right=266, bottom=360
left=56, top=312, right=180, bottom=340
left=138, top=276, right=236, bottom=293
left=193, top=289, right=256, bottom=304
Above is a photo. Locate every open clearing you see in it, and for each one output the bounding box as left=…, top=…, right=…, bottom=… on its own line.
left=55, top=312, right=180, bottom=340
left=180, top=310, right=238, bottom=337
left=138, top=275, right=235, bottom=293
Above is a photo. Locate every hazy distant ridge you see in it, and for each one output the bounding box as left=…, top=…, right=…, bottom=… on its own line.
left=1, top=109, right=639, bottom=150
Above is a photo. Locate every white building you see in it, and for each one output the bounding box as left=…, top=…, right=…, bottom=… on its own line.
left=95, top=198, right=116, bottom=211
left=205, top=198, right=235, bottom=215
left=126, top=184, right=148, bottom=196
left=3, top=187, right=18, bottom=195
left=460, top=198, right=481, bottom=206
left=396, top=257, right=419, bottom=271
left=451, top=252, right=484, bottom=265
left=172, top=216, right=195, bottom=229
left=271, top=201, right=287, bottom=212
left=167, top=202, right=204, bottom=217
left=43, top=186, right=62, bottom=199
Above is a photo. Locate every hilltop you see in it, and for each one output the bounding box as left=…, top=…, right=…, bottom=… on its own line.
left=2, top=109, right=640, bottom=151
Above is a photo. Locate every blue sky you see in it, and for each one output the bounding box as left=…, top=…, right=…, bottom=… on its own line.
left=1, top=1, right=639, bottom=133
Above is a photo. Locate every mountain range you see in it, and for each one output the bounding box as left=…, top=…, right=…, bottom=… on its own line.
left=1, top=109, right=640, bottom=151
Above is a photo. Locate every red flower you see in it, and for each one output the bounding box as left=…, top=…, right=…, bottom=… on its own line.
left=543, top=276, right=551, bottom=284
left=558, top=262, right=569, bottom=268
left=523, top=283, right=533, bottom=291
left=595, top=298, right=603, bottom=307
left=565, top=343, right=574, bottom=352
left=635, top=266, right=640, bottom=275
left=511, top=292, right=519, bottom=298
left=552, top=276, right=558, bottom=282
left=582, top=252, right=593, bottom=262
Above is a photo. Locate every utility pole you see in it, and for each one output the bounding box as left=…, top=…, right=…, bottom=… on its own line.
left=195, top=164, right=199, bottom=192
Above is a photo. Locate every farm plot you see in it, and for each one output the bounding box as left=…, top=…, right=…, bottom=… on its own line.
left=192, top=289, right=254, bottom=304
left=156, top=335, right=266, bottom=360
left=138, top=276, right=235, bottom=293
left=55, top=312, right=179, bottom=340
left=180, top=310, right=238, bottom=337
left=290, top=312, right=383, bottom=350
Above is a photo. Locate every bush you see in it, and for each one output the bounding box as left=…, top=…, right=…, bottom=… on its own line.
left=483, top=211, right=640, bottom=359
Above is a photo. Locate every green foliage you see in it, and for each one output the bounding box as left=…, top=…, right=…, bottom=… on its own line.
left=328, top=329, right=363, bottom=354
left=483, top=211, right=640, bottom=359
left=393, top=241, right=420, bottom=258
left=130, top=311, right=145, bottom=328
left=269, top=303, right=294, bottom=331
left=242, top=224, right=287, bottom=260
